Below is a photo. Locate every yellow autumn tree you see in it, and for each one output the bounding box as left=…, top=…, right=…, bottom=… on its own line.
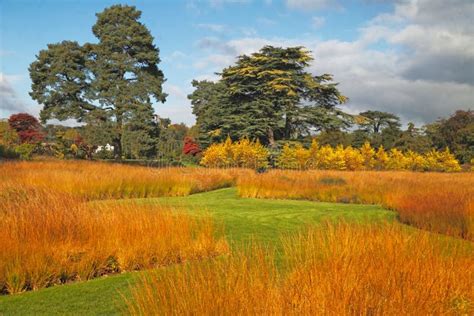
left=433, top=148, right=461, bottom=172
left=317, top=145, right=334, bottom=169
left=386, top=148, right=407, bottom=170
left=307, top=139, right=320, bottom=169
left=329, top=145, right=347, bottom=170
left=201, top=137, right=269, bottom=169
left=202, top=138, right=462, bottom=172
left=360, top=141, right=375, bottom=170
left=200, top=142, right=228, bottom=168
left=276, top=143, right=310, bottom=169
left=375, top=146, right=389, bottom=170
left=343, top=146, right=364, bottom=171
left=405, top=150, right=426, bottom=171
left=294, top=143, right=310, bottom=169
left=277, top=144, right=298, bottom=169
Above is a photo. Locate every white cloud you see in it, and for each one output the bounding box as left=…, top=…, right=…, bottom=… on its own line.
left=286, top=0, right=337, bottom=10
left=164, top=83, right=188, bottom=100
left=240, top=27, right=258, bottom=37
left=193, top=53, right=235, bottom=70
left=163, top=50, right=187, bottom=66
left=189, top=0, right=474, bottom=124
left=157, top=82, right=195, bottom=124
left=311, top=16, right=326, bottom=29
left=0, top=73, right=29, bottom=115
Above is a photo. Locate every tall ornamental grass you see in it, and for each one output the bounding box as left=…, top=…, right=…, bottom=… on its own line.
left=128, top=223, right=473, bottom=315
left=238, top=170, right=474, bottom=240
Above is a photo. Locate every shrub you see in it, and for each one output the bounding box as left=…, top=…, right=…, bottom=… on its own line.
left=0, top=144, right=19, bottom=159
left=276, top=143, right=307, bottom=169
left=342, top=146, right=364, bottom=171
left=374, top=146, right=388, bottom=170
left=360, top=141, right=375, bottom=169
left=8, top=113, right=44, bottom=144
left=14, top=143, right=36, bottom=160
left=201, top=137, right=269, bottom=169
left=183, top=136, right=201, bottom=156
left=201, top=138, right=463, bottom=172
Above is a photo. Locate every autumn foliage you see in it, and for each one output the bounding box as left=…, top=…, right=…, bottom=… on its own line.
left=8, top=113, right=44, bottom=144
left=182, top=136, right=201, bottom=156
left=202, top=138, right=462, bottom=172
left=276, top=140, right=461, bottom=172
left=200, top=137, right=269, bottom=169
left=2, top=161, right=238, bottom=200
left=238, top=170, right=474, bottom=241
left=129, top=223, right=473, bottom=315
left=0, top=162, right=233, bottom=294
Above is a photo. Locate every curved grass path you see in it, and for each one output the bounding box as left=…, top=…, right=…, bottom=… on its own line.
left=0, top=188, right=395, bottom=315
left=142, top=188, right=395, bottom=247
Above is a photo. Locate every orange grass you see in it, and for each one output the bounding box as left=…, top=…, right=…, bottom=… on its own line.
left=0, top=162, right=231, bottom=294
left=237, top=170, right=474, bottom=240
left=128, top=223, right=474, bottom=315
left=0, top=161, right=242, bottom=200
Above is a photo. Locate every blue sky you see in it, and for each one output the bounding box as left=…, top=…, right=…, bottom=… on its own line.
left=1, top=0, right=473, bottom=126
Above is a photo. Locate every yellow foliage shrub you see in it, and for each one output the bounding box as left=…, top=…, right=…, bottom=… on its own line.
left=201, top=138, right=463, bottom=172
left=386, top=148, right=408, bottom=170
left=276, top=143, right=310, bottom=169
left=201, top=137, right=269, bottom=169
left=360, top=142, right=375, bottom=169
left=405, top=150, right=426, bottom=171
left=424, top=148, right=461, bottom=172
left=330, top=145, right=347, bottom=171
left=375, top=146, right=389, bottom=170
left=343, top=146, right=364, bottom=171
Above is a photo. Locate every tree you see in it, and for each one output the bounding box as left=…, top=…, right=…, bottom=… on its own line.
left=190, top=46, right=348, bottom=147
left=0, top=120, right=19, bottom=147
left=425, top=110, right=473, bottom=163
left=183, top=136, right=201, bottom=156
left=154, top=119, right=189, bottom=164
left=393, top=122, right=432, bottom=153
left=8, top=113, right=44, bottom=144
left=316, top=130, right=352, bottom=147
left=358, top=110, right=401, bottom=134
left=222, top=46, right=349, bottom=146
left=29, top=5, right=166, bottom=159
left=188, top=80, right=230, bottom=146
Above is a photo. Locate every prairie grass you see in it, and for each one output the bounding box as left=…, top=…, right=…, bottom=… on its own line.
left=128, top=223, right=474, bottom=315
left=0, top=161, right=240, bottom=200
left=0, top=161, right=230, bottom=294
left=238, top=170, right=474, bottom=240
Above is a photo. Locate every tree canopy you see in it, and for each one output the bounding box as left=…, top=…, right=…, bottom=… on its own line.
left=357, top=110, right=401, bottom=134
left=189, top=46, right=349, bottom=147
left=425, top=110, right=474, bottom=163
left=29, top=5, right=166, bottom=159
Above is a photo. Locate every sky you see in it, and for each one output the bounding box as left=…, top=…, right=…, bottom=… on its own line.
left=1, top=0, right=473, bottom=127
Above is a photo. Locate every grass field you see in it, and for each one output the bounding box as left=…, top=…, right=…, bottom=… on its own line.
left=0, top=162, right=472, bottom=315
left=0, top=188, right=395, bottom=314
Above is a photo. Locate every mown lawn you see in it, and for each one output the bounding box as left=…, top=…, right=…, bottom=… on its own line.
left=0, top=188, right=395, bottom=315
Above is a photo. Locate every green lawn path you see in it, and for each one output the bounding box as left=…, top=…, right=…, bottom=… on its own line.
left=0, top=188, right=395, bottom=315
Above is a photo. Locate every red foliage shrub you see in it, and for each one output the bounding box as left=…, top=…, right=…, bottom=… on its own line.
left=8, top=113, right=44, bottom=143
left=183, top=136, right=201, bottom=156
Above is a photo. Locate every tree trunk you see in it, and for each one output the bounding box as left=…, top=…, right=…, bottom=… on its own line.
left=284, top=114, right=292, bottom=139
left=114, top=113, right=123, bottom=160
left=113, top=137, right=122, bottom=160
left=267, top=127, right=276, bottom=148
